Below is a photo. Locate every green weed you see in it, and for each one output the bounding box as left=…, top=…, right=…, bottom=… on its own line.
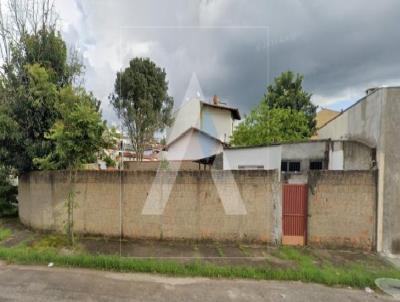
left=0, top=227, right=11, bottom=241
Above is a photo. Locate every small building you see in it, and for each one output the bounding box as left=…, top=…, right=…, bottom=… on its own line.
left=164, top=95, right=241, bottom=161
left=223, top=139, right=374, bottom=173
left=163, top=127, right=225, bottom=161
left=167, top=96, right=240, bottom=144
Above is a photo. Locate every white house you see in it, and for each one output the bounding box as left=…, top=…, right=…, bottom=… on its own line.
left=164, top=95, right=241, bottom=161
left=164, top=127, right=224, bottom=161
left=223, top=140, right=373, bottom=172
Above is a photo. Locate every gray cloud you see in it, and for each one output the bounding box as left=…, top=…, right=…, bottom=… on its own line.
left=56, top=0, right=400, bottom=123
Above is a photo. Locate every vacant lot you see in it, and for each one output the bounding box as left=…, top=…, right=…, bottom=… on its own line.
left=0, top=218, right=399, bottom=289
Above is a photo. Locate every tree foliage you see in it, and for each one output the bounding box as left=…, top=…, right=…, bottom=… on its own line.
left=230, top=71, right=316, bottom=147
left=110, top=57, right=173, bottom=161
left=0, top=1, right=84, bottom=174
left=230, top=103, right=312, bottom=146
left=0, top=0, right=99, bottom=217
left=0, top=166, right=17, bottom=217
left=34, top=87, right=106, bottom=170
left=263, top=71, right=316, bottom=132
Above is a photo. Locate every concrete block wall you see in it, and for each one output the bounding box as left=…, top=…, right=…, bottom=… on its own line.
left=307, top=171, right=376, bottom=250
left=18, top=170, right=377, bottom=249
left=124, top=161, right=202, bottom=171
left=19, top=170, right=279, bottom=242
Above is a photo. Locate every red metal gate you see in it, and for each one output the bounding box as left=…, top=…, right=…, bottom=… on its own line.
left=282, top=184, right=308, bottom=246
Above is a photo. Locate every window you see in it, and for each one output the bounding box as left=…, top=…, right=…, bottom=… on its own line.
left=310, top=160, right=323, bottom=170
left=281, top=161, right=301, bottom=172
left=289, top=161, right=301, bottom=172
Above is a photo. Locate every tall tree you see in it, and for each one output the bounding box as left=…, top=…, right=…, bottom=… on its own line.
left=0, top=0, right=84, bottom=173
left=0, top=0, right=91, bottom=215
left=110, top=57, right=174, bottom=161
left=34, top=86, right=107, bottom=243
left=263, top=71, right=316, bottom=132
left=230, top=71, right=316, bottom=147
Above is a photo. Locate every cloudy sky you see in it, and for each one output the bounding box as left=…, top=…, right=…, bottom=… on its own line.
left=55, top=0, right=400, bottom=124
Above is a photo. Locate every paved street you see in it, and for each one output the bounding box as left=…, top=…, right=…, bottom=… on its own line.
left=0, top=262, right=394, bottom=301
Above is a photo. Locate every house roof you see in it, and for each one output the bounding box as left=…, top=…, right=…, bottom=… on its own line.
left=165, top=127, right=224, bottom=149
left=200, top=101, right=241, bottom=120
left=315, top=108, right=340, bottom=129
left=224, top=139, right=331, bottom=150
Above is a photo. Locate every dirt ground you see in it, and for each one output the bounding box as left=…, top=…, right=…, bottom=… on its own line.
left=0, top=217, right=391, bottom=271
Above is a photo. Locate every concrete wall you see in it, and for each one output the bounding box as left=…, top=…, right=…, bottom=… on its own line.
left=318, top=87, right=400, bottom=254
left=223, top=146, right=281, bottom=170
left=328, top=141, right=373, bottom=171
left=19, top=170, right=279, bottom=242
left=124, top=161, right=202, bottom=171
left=381, top=88, right=400, bottom=253
left=281, top=141, right=327, bottom=172
left=343, top=141, right=373, bottom=170
left=308, top=171, right=376, bottom=250
left=318, top=91, right=384, bottom=147
left=19, top=170, right=377, bottom=249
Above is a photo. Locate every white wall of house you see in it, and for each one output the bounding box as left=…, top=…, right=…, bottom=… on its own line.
left=166, top=98, right=201, bottom=144
left=201, top=105, right=233, bottom=143
left=223, top=146, right=281, bottom=170
left=166, top=130, right=223, bottom=161
left=329, top=149, right=344, bottom=170
left=281, top=141, right=326, bottom=160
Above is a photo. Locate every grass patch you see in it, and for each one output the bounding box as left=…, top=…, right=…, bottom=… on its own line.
left=0, top=227, right=11, bottom=241
left=0, top=246, right=399, bottom=288
left=33, top=235, right=71, bottom=250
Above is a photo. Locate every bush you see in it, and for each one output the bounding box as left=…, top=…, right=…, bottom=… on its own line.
left=0, top=167, right=18, bottom=217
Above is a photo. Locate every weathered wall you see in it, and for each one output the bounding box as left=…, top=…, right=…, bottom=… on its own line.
left=317, top=90, right=384, bottom=147
left=343, top=141, right=373, bottom=170
left=381, top=88, right=400, bottom=253
left=281, top=141, right=327, bottom=172
left=308, top=171, right=376, bottom=250
left=328, top=141, right=373, bottom=171
left=317, top=87, right=400, bottom=254
left=19, top=170, right=279, bottom=242
left=19, top=170, right=377, bottom=249
left=124, top=161, right=202, bottom=171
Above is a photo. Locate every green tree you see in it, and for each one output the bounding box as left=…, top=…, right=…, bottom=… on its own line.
left=263, top=71, right=316, bottom=132
left=0, top=166, right=17, bottom=217
left=0, top=0, right=91, bottom=217
left=230, top=102, right=312, bottom=146
left=110, top=57, right=174, bottom=161
left=0, top=109, right=20, bottom=216
left=35, top=87, right=107, bottom=170
left=0, top=0, right=84, bottom=174
left=35, top=87, right=107, bottom=243
left=230, top=71, right=316, bottom=147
